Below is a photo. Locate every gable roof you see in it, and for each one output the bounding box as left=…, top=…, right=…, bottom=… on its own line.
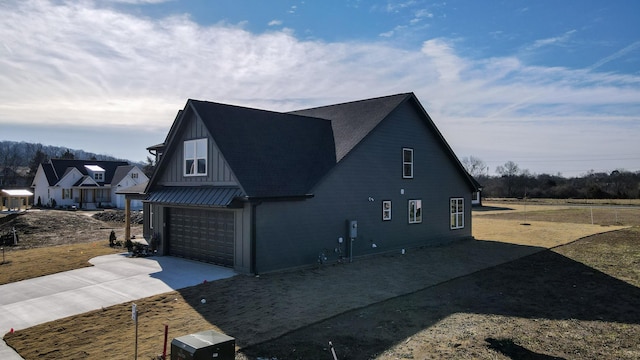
left=148, top=93, right=479, bottom=199
left=44, top=159, right=130, bottom=186
left=188, top=100, right=336, bottom=198
left=289, top=93, right=411, bottom=162
left=291, top=93, right=479, bottom=192
left=111, top=165, right=135, bottom=186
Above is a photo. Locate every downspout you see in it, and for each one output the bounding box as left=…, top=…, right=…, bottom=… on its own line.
left=250, top=201, right=259, bottom=275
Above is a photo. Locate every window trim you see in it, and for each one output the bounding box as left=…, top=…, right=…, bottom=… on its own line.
left=408, top=199, right=422, bottom=224
left=450, top=197, right=465, bottom=230
left=62, top=188, right=73, bottom=200
left=184, top=138, right=208, bottom=176
left=382, top=200, right=392, bottom=221
left=402, top=148, right=414, bottom=179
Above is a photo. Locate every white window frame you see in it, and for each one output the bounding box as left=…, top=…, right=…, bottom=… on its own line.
left=402, top=148, right=414, bottom=179
left=382, top=200, right=392, bottom=221
left=94, top=172, right=104, bottom=181
left=450, top=197, right=464, bottom=229
left=184, top=138, right=208, bottom=176
left=408, top=199, right=422, bottom=224
left=131, top=173, right=138, bottom=179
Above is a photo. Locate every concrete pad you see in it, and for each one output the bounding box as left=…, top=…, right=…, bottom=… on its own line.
left=0, top=254, right=235, bottom=359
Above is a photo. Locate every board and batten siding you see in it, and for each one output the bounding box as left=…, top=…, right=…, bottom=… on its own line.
left=253, top=100, right=473, bottom=273
left=156, top=112, right=237, bottom=187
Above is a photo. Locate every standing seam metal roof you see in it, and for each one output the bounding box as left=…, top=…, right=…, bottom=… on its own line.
left=146, top=187, right=243, bottom=207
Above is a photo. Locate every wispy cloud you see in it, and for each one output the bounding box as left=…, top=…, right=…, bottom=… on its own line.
left=587, top=41, right=640, bottom=71
left=0, top=0, right=638, bottom=174
left=528, top=29, right=577, bottom=50
left=268, top=19, right=283, bottom=26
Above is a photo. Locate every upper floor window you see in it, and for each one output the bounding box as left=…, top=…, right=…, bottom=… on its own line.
left=131, top=173, right=138, bottom=179
left=408, top=199, right=422, bottom=223
left=184, top=138, right=207, bottom=176
left=94, top=172, right=104, bottom=181
left=403, top=148, right=413, bottom=178
left=450, top=198, right=464, bottom=229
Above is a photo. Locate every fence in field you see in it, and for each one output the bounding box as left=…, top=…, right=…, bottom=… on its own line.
left=519, top=205, right=640, bottom=227
left=479, top=201, right=640, bottom=227
left=578, top=206, right=640, bottom=227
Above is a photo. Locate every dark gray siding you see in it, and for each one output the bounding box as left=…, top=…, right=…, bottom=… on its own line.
left=156, top=112, right=237, bottom=187
left=253, top=101, right=473, bottom=273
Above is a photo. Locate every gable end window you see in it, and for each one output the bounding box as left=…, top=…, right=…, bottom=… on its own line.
left=402, top=148, right=414, bottom=178
left=184, top=138, right=207, bottom=176
left=450, top=198, right=464, bottom=229
left=408, top=199, right=422, bottom=223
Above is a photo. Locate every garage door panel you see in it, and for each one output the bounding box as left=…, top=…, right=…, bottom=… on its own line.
left=168, top=208, right=234, bottom=267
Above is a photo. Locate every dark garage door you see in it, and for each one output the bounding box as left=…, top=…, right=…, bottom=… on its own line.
left=168, top=207, right=234, bottom=267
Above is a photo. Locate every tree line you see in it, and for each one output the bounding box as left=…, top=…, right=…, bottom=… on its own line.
left=462, top=156, right=640, bottom=199
left=0, top=141, right=154, bottom=188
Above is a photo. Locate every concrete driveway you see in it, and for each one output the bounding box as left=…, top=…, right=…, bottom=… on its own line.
left=0, top=254, right=236, bottom=359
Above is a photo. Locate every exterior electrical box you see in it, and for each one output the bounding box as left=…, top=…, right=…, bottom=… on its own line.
left=348, top=220, right=358, bottom=238
left=171, top=330, right=235, bottom=360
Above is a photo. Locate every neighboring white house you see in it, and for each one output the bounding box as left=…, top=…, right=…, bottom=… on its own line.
left=32, top=159, right=149, bottom=210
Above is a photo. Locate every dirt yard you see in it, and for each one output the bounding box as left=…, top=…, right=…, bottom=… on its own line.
left=0, top=209, right=142, bottom=284
left=3, top=203, right=640, bottom=359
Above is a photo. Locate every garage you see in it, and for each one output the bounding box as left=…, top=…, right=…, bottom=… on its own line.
left=168, top=207, right=235, bottom=267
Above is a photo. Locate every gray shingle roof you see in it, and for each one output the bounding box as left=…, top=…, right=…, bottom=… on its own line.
left=289, top=93, right=411, bottom=162
left=48, top=159, right=129, bottom=185
left=111, top=165, right=135, bottom=186
left=189, top=100, right=336, bottom=198
left=147, top=92, right=479, bottom=201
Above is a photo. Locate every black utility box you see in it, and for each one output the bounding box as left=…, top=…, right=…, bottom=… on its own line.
left=171, top=330, right=235, bottom=360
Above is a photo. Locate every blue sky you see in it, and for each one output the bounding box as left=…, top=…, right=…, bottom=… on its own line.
left=1, top=0, right=639, bottom=176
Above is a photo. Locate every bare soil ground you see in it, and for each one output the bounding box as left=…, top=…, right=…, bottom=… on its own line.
left=3, top=203, right=640, bottom=359
left=0, top=209, right=142, bottom=284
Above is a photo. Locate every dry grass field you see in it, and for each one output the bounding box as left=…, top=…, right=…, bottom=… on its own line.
left=2, top=202, right=640, bottom=359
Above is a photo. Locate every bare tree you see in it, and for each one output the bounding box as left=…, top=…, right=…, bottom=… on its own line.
left=496, top=161, right=521, bottom=197
left=461, top=156, right=488, bottom=178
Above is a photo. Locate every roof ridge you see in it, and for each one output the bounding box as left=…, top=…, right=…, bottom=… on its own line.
left=290, top=92, right=413, bottom=113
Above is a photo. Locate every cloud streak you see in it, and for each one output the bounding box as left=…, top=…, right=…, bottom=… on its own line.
left=0, top=0, right=638, bottom=174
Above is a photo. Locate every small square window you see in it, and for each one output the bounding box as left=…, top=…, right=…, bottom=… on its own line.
left=184, top=138, right=207, bottom=176
left=382, top=200, right=392, bottom=221
left=403, top=148, right=414, bottom=178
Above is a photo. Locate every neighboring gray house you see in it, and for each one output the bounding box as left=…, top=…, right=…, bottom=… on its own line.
left=144, top=93, right=479, bottom=274
left=32, top=159, right=149, bottom=210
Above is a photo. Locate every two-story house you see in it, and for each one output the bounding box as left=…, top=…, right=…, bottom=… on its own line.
left=144, top=93, right=479, bottom=274
left=32, top=159, right=149, bottom=210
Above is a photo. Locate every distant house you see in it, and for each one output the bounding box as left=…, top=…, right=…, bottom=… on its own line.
left=144, top=93, right=479, bottom=274
left=32, top=159, right=149, bottom=210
